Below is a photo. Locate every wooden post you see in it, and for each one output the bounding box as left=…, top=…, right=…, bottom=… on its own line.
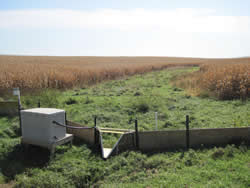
left=186, top=115, right=190, bottom=150
left=38, top=100, right=40, bottom=108
left=135, top=119, right=139, bottom=150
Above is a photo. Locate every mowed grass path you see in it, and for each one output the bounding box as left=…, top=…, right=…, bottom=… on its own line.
left=0, top=67, right=249, bottom=187
left=32, top=67, right=249, bottom=131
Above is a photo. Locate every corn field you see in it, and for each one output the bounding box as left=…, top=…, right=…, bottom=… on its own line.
left=0, top=56, right=202, bottom=91
left=199, top=63, right=250, bottom=100
left=174, top=60, right=250, bottom=100
left=0, top=56, right=249, bottom=100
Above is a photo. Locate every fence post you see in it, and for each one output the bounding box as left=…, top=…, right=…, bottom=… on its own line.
left=94, top=116, right=97, bottom=128
left=13, top=88, right=22, bottom=136
left=38, top=100, right=40, bottom=108
left=94, top=116, right=98, bottom=145
left=65, top=111, right=67, bottom=124
left=135, top=119, right=139, bottom=150
left=18, top=98, right=22, bottom=136
left=186, top=115, right=190, bottom=150
left=155, top=112, right=158, bottom=131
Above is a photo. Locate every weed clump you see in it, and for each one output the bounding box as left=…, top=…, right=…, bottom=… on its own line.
left=130, top=98, right=150, bottom=113
left=136, top=102, right=149, bottom=113
left=65, top=98, right=77, bottom=105
left=134, top=91, right=142, bottom=96
left=39, top=90, right=60, bottom=107
left=183, top=149, right=199, bottom=166
left=144, top=156, right=165, bottom=169
left=15, top=171, right=74, bottom=188
left=211, top=148, right=224, bottom=159
left=84, top=96, right=93, bottom=104
left=164, top=121, right=173, bottom=128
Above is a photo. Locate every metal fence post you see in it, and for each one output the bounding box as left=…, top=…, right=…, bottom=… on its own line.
left=18, top=98, right=22, bottom=136
left=135, top=119, right=139, bottom=150
left=94, top=116, right=97, bottom=145
left=14, top=88, right=22, bottom=136
left=155, top=112, right=158, bottom=131
left=94, top=116, right=97, bottom=128
left=186, top=115, right=190, bottom=150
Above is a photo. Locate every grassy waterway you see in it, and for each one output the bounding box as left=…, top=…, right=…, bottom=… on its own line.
left=0, top=67, right=249, bottom=187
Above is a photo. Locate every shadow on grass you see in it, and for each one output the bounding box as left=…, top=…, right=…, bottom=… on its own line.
left=72, top=137, right=102, bottom=156
left=1, top=136, right=102, bottom=182
left=0, top=144, right=50, bottom=180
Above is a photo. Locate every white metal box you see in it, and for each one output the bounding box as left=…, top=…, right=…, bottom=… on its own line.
left=21, top=108, right=66, bottom=149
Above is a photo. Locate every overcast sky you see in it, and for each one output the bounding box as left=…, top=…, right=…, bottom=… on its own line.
left=0, top=0, right=250, bottom=58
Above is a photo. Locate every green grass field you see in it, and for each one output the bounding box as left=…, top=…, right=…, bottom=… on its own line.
left=0, top=67, right=249, bottom=187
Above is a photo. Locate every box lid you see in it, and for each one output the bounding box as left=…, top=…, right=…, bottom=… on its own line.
left=21, top=108, right=65, bottom=115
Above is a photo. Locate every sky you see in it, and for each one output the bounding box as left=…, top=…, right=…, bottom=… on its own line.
left=0, top=0, right=250, bottom=58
